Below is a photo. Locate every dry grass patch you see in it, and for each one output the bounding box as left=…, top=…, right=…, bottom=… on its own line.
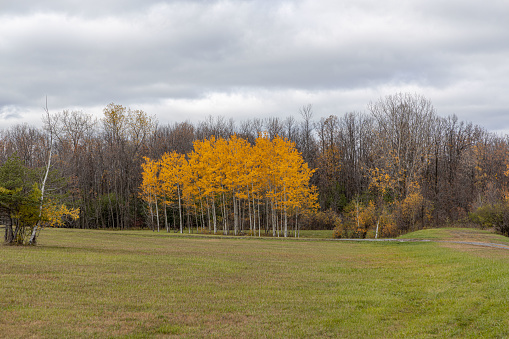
left=438, top=241, right=509, bottom=258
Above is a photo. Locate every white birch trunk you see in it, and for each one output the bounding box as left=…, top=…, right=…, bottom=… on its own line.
left=164, top=202, right=168, bottom=232
left=295, top=208, right=299, bottom=238
left=256, top=197, right=260, bottom=237
left=233, top=192, right=238, bottom=235
left=270, top=199, right=279, bottom=237
left=155, top=193, right=160, bottom=232
left=29, top=104, right=53, bottom=245
left=284, top=187, right=288, bottom=238
left=248, top=191, right=252, bottom=233
left=222, top=192, right=227, bottom=235
left=177, top=184, right=183, bottom=234
left=212, top=197, right=217, bottom=234
left=206, top=196, right=211, bottom=232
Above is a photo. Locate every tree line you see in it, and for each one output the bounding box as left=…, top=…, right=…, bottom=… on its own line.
left=1, top=93, right=509, bottom=238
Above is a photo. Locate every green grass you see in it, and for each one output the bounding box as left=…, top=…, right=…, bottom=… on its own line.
left=1, top=228, right=509, bottom=338
left=398, top=227, right=509, bottom=244
left=294, top=229, right=333, bottom=238
left=137, top=227, right=334, bottom=239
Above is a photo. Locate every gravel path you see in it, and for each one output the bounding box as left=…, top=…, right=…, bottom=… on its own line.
left=329, top=237, right=509, bottom=250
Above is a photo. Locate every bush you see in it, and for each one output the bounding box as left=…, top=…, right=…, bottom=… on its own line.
left=376, top=211, right=398, bottom=238
left=300, top=209, right=341, bottom=230
left=332, top=200, right=376, bottom=239
left=332, top=201, right=399, bottom=239
left=470, top=203, right=509, bottom=236
left=392, top=192, right=432, bottom=232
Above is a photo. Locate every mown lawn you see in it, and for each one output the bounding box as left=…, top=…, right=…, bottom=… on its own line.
left=1, top=228, right=509, bottom=338
left=399, top=227, right=509, bottom=244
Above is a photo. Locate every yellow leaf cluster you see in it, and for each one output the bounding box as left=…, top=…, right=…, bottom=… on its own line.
left=42, top=201, right=80, bottom=227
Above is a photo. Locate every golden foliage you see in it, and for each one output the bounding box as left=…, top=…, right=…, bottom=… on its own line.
left=42, top=201, right=80, bottom=227
left=140, top=134, right=318, bottom=232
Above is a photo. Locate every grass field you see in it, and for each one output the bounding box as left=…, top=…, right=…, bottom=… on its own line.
left=2, top=228, right=509, bottom=338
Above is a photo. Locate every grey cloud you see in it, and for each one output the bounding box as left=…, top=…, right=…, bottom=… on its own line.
left=0, top=0, right=508, bottom=131
left=0, top=0, right=198, bottom=17
left=0, top=105, right=24, bottom=121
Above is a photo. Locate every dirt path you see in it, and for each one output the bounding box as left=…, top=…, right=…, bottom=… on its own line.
left=330, top=228, right=509, bottom=250
left=434, top=240, right=509, bottom=250
left=398, top=239, right=509, bottom=250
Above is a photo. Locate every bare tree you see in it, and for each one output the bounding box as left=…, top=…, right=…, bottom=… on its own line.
left=283, top=116, right=297, bottom=142
left=239, top=119, right=256, bottom=144
left=368, top=93, right=436, bottom=199
left=3, top=124, right=46, bottom=168
left=265, top=117, right=283, bottom=140
left=298, top=104, right=315, bottom=166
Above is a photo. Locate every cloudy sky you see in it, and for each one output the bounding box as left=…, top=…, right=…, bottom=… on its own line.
left=1, top=0, right=508, bottom=132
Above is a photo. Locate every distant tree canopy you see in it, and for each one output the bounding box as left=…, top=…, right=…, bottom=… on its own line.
left=2, top=94, right=509, bottom=238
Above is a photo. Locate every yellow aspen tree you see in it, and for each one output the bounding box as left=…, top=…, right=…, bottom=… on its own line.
left=199, top=137, right=220, bottom=234
left=221, top=137, right=236, bottom=235
left=189, top=139, right=212, bottom=232
left=240, top=139, right=257, bottom=235
left=225, top=135, right=251, bottom=235
left=273, top=136, right=290, bottom=237
left=209, top=137, right=227, bottom=234
left=255, top=133, right=278, bottom=235
left=195, top=136, right=227, bottom=235
left=159, top=151, right=187, bottom=233
left=182, top=152, right=195, bottom=233
left=248, top=135, right=267, bottom=236
left=273, top=135, right=317, bottom=237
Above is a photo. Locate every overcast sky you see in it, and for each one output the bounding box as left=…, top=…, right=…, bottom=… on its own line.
left=1, top=0, right=508, bottom=133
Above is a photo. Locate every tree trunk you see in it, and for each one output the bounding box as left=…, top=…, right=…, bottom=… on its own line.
left=164, top=203, right=168, bottom=232
left=155, top=193, right=160, bottom=232
left=257, top=197, right=261, bottom=237
left=149, top=200, right=154, bottom=230
left=272, top=199, right=276, bottom=237
left=233, top=192, right=238, bottom=235
left=284, top=192, right=288, bottom=238
left=212, top=197, right=217, bottom=234
left=4, top=216, right=14, bottom=244
left=177, top=184, right=183, bottom=233
left=205, top=196, right=211, bottom=232
left=295, top=208, right=299, bottom=238
left=29, top=110, right=53, bottom=245
left=222, top=192, right=228, bottom=235
left=200, top=196, right=205, bottom=232
left=248, top=191, right=252, bottom=233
